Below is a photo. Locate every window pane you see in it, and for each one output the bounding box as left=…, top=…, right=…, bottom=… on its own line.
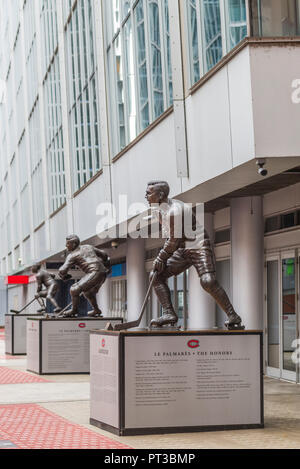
left=149, top=0, right=164, bottom=119
left=227, top=0, right=247, bottom=49
left=135, top=0, right=150, bottom=130
left=254, top=0, right=300, bottom=37
left=203, top=0, right=222, bottom=72
left=188, top=0, right=200, bottom=84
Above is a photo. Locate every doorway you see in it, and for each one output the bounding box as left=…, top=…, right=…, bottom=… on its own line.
left=265, top=251, right=299, bottom=381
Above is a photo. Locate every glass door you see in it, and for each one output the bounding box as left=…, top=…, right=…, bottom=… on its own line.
left=265, top=251, right=299, bottom=382
left=266, top=257, right=280, bottom=378
left=281, top=252, right=297, bottom=381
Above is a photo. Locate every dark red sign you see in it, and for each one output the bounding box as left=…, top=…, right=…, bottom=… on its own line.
left=187, top=339, right=199, bottom=349
left=78, top=323, right=86, bottom=329
left=5, top=276, right=29, bottom=285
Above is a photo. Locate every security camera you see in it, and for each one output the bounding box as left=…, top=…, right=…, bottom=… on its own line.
left=256, top=160, right=268, bottom=177
left=111, top=241, right=119, bottom=250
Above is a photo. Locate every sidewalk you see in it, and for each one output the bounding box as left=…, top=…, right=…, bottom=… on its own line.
left=0, top=328, right=300, bottom=449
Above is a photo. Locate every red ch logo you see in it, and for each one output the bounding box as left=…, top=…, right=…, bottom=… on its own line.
left=188, top=339, right=200, bottom=349
left=78, top=323, right=86, bottom=329
left=101, top=339, right=105, bottom=348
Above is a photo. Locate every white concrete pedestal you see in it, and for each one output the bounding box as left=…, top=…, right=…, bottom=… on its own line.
left=5, top=314, right=43, bottom=355
left=27, top=317, right=123, bottom=374
left=90, top=329, right=263, bottom=436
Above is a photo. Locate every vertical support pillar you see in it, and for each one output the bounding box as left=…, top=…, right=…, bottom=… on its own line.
left=126, top=238, right=147, bottom=327
left=97, top=278, right=110, bottom=316
left=231, top=197, right=264, bottom=330
left=188, top=214, right=216, bottom=329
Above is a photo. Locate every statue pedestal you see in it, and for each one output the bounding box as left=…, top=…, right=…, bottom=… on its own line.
left=5, top=314, right=44, bottom=356
left=90, top=329, right=264, bottom=436
left=26, top=317, right=123, bottom=375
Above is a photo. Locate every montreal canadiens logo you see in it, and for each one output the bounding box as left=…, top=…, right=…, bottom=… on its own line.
left=188, top=339, right=200, bottom=349
left=78, top=323, right=86, bottom=329
left=101, top=339, right=106, bottom=348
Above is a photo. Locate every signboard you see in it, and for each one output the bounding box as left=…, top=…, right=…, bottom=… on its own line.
left=27, top=320, right=40, bottom=372
left=124, top=334, right=261, bottom=430
left=90, top=334, right=120, bottom=429
left=5, top=314, right=42, bottom=355
left=27, top=318, right=123, bottom=374
left=5, top=315, right=12, bottom=354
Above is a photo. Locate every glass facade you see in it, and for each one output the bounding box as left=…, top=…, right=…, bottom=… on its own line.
left=251, top=0, right=300, bottom=37
left=187, top=0, right=248, bottom=85
left=105, top=0, right=173, bottom=156
left=66, top=0, right=102, bottom=191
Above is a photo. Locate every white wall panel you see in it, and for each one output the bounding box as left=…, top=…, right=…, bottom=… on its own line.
left=34, top=224, right=48, bottom=262
left=251, top=44, right=300, bottom=158
left=263, top=182, right=300, bottom=216
left=227, top=47, right=255, bottom=166
left=73, top=173, right=107, bottom=242
left=49, top=206, right=68, bottom=254
left=214, top=207, right=231, bottom=230
left=111, top=113, right=180, bottom=227
left=184, top=67, right=232, bottom=192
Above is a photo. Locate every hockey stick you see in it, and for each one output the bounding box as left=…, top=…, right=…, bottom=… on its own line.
left=108, top=272, right=157, bottom=331
left=10, top=297, right=37, bottom=315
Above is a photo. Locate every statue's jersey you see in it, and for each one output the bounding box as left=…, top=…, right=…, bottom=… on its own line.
left=36, top=270, right=56, bottom=289
left=152, top=198, right=207, bottom=250
left=63, top=245, right=108, bottom=274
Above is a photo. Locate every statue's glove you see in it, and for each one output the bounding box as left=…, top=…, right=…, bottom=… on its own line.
left=153, top=249, right=169, bottom=273
left=58, top=268, right=68, bottom=280
left=35, top=293, right=41, bottom=300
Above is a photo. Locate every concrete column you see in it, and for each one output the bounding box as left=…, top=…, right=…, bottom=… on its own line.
left=126, top=238, right=147, bottom=327
left=231, top=197, right=264, bottom=330
left=188, top=214, right=216, bottom=329
left=97, top=278, right=110, bottom=316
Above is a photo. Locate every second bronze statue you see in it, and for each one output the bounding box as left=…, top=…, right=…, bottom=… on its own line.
left=31, top=263, right=62, bottom=314
left=58, top=235, right=111, bottom=318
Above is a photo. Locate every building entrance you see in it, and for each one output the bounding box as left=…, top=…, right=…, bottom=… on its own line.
left=265, top=251, right=299, bottom=382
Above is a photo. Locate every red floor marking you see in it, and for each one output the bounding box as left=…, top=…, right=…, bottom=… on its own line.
left=0, top=404, right=132, bottom=449
left=0, top=367, right=49, bottom=384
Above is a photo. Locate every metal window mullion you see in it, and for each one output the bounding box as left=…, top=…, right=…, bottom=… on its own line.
left=78, top=2, right=88, bottom=184
left=84, top=0, right=96, bottom=176
left=158, top=0, right=168, bottom=110
left=143, top=0, right=154, bottom=124
left=72, top=8, right=83, bottom=189
left=219, top=0, right=228, bottom=56
left=110, top=38, right=121, bottom=154
left=196, top=0, right=204, bottom=78
left=131, top=4, right=142, bottom=136
left=113, top=35, right=123, bottom=152
left=88, top=78, right=97, bottom=175
left=121, top=22, right=130, bottom=146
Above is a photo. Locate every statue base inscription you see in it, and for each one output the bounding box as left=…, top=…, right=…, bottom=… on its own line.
left=90, top=329, right=263, bottom=436
left=26, top=317, right=123, bottom=375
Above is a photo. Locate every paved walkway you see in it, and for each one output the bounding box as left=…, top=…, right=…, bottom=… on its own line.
left=0, top=329, right=300, bottom=449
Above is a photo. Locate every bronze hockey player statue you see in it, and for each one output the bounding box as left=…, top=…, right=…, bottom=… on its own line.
left=145, top=181, right=244, bottom=330
left=58, top=235, right=111, bottom=318
left=31, top=263, right=62, bottom=314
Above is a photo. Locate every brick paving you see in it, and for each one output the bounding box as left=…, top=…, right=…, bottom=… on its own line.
left=0, top=404, right=131, bottom=449
left=0, top=366, right=49, bottom=384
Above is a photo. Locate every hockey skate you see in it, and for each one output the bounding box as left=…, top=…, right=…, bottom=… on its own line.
left=87, top=309, right=103, bottom=318
left=150, top=311, right=179, bottom=329
left=225, top=312, right=245, bottom=331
